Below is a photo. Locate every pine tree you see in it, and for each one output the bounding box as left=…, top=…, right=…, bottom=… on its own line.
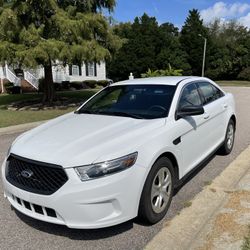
left=180, top=9, right=208, bottom=76
left=57, top=0, right=115, bottom=12
left=0, top=0, right=118, bottom=103
left=107, top=13, right=189, bottom=81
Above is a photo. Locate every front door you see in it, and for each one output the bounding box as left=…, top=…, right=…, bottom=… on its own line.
left=174, top=82, right=210, bottom=176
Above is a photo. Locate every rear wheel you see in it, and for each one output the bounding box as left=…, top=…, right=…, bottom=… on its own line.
left=219, top=119, right=235, bottom=155
left=138, top=157, right=174, bottom=224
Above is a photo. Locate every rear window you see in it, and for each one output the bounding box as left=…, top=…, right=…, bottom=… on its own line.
left=198, top=82, right=224, bottom=105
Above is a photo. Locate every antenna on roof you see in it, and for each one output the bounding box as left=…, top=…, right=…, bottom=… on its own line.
left=129, top=73, right=134, bottom=80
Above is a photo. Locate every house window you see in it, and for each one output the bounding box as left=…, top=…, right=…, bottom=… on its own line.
left=86, top=62, right=97, bottom=77
left=69, top=65, right=82, bottom=76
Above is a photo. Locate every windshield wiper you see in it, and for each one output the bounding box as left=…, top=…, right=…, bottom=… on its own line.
left=75, top=110, right=98, bottom=115
left=75, top=110, right=144, bottom=119
left=99, top=111, right=144, bottom=119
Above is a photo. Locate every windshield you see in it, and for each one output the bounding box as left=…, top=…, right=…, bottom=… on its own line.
left=77, top=84, right=176, bottom=119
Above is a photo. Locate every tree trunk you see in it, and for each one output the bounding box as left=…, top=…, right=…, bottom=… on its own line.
left=43, top=62, right=55, bottom=104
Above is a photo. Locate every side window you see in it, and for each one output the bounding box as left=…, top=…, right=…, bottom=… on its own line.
left=178, top=83, right=202, bottom=110
left=198, top=82, right=223, bottom=105
left=212, top=85, right=224, bottom=99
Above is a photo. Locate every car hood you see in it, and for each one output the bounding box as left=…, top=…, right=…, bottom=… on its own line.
left=11, top=112, right=166, bottom=168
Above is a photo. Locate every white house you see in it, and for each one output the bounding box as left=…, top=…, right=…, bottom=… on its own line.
left=0, top=61, right=107, bottom=90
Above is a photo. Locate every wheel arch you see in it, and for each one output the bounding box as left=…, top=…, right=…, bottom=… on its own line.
left=137, top=151, right=180, bottom=220
left=155, top=152, right=180, bottom=186
left=136, top=150, right=181, bottom=216
left=230, top=114, right=236, bottom=131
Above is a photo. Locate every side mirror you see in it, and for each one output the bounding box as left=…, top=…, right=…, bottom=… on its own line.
left=176, top=105, right=204, bottom=120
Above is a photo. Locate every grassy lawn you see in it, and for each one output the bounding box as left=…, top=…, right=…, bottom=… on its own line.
left=0, top=89, right=97, bottom=128
left=0, top=89, right=97, bottom=106
left=216, top=80, right=250, bottom=87
left=242, top=226, right=250, bottom=250
left=0, top=108, right=76, bottom=128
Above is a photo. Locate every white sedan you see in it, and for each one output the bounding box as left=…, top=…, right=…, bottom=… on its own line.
left=2, top=76, right=236, bottom=228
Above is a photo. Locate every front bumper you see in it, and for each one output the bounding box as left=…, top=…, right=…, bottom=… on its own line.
left=2, top=158, right=147, bottom=229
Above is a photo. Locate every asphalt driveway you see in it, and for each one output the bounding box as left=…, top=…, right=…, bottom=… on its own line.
left=0, top=87, right=250, bottom=250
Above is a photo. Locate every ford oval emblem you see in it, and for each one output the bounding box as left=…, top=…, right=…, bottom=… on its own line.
left=21, top=169, right=33, bottom=178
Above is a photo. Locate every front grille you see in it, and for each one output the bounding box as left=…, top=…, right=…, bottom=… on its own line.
left=11, top=194, right=57, bottom=218
left=6, top=154, right=68, bottom=195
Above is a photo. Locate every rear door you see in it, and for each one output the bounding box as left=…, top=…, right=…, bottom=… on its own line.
left=197, top=81, right=228, bottom=154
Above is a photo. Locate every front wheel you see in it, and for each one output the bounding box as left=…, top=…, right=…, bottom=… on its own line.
left=219, top=119, right=235, bottom=155
left=138, top=157, right=174, bottom=224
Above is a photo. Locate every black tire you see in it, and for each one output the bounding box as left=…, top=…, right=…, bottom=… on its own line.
left=219, top=119, right=235, bottom=155
left=138, top=157, right=174, bottom=224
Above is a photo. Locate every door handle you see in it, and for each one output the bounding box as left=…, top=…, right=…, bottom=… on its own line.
left=203, top=113, right=210, bottom=119
left=223, top=104, right=228, bottom=109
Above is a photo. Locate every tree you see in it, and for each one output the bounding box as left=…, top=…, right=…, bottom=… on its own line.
left=238, top=67, right=250, bottom=81
left=206, top=19, right=250, bottom=79
left=156, top=23, right=191, bottom=74
left=141, top=64, right=183, bottom=78
left=0, top=0, right=119, bottom=103
left=107, top=14, right=161, bottom=81
left=107, top=14, right=189, bottom=81
left=180, top=9, right=208, bottom=76
left=57, top=0, right=115, bottom=13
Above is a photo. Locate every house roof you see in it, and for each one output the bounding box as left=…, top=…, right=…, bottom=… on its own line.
left=113, top=76, right=205, bottom=86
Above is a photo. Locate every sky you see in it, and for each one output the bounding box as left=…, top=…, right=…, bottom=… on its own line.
left=112, top=0, right=250, bottom=28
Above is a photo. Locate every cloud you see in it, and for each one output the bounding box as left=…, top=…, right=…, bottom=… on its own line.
left=239, top=12, right=250, bottom=28
left=200, top=2, right=250, bottom=23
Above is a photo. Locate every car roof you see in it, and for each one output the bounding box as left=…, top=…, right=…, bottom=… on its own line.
left=112, top=76, right=208, bottom=86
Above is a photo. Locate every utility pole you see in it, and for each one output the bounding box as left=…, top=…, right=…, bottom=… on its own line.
left=0, top=78, right=4, bottom=94
left=0, top=65, right=4, bottom=94
left=198, top=34, right=207, bottom=77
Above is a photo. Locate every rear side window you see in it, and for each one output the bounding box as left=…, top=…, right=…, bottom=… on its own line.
left=198, top=82, right=224, bottom=105
left=212, top=84, right=224, bottom=99
left=178, top=83, right=202, bottom=109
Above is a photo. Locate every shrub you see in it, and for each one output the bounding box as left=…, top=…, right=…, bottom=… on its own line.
left=54, top=82, right=62, bottom=91
left=70, top=81, right=84, bottom=90
left=61, top=81, right=70, bottom=90
left=238, top=67, right=250, bottom=81
left=5, top=82, right=14, bottom=94
left=205, top=69, right=221, bottom=80
left=83, top=80, right=97, bottom=88
left=39, top=78, right=62, bottom=92
left=12, top=86, right=22, bottom=94
left=97, top=80, right=110, bottom=87
left=141, top=64, right=183, bottom=78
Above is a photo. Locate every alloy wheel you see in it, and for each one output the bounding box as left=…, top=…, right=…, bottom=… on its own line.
left=151, top=167, right=172, bottom=214
left=227, top=123, right=234, bottom=150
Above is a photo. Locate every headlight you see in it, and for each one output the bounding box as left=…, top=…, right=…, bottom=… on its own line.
left=74, top=152, right=138, bottom=181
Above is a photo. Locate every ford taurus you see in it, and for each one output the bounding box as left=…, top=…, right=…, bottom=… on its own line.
left=2, top=76, right=236, bottom=228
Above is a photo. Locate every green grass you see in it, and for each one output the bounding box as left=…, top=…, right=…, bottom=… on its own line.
left=183, top=201, right=192, bottom=208
left=216, top=80, right=250, bottom=87
left=0, top=89, right=97, bottom=128
left=0, top=89, right=97, bottom=106
left=0, top=92, right=41, bottom=106
left=241, top=226, right=250, bottom=250
left=204, top=180, right=212, bottom=186
left=0, top=109, right=75, bottom=128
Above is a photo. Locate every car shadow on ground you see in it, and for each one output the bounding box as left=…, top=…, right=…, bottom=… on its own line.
left=13, top=151, right=218, bottom=238
left=14, top=208, right=134, bottom=240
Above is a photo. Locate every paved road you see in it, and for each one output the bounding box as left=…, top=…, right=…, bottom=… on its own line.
left=0, top=87, right=250, bottom=250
